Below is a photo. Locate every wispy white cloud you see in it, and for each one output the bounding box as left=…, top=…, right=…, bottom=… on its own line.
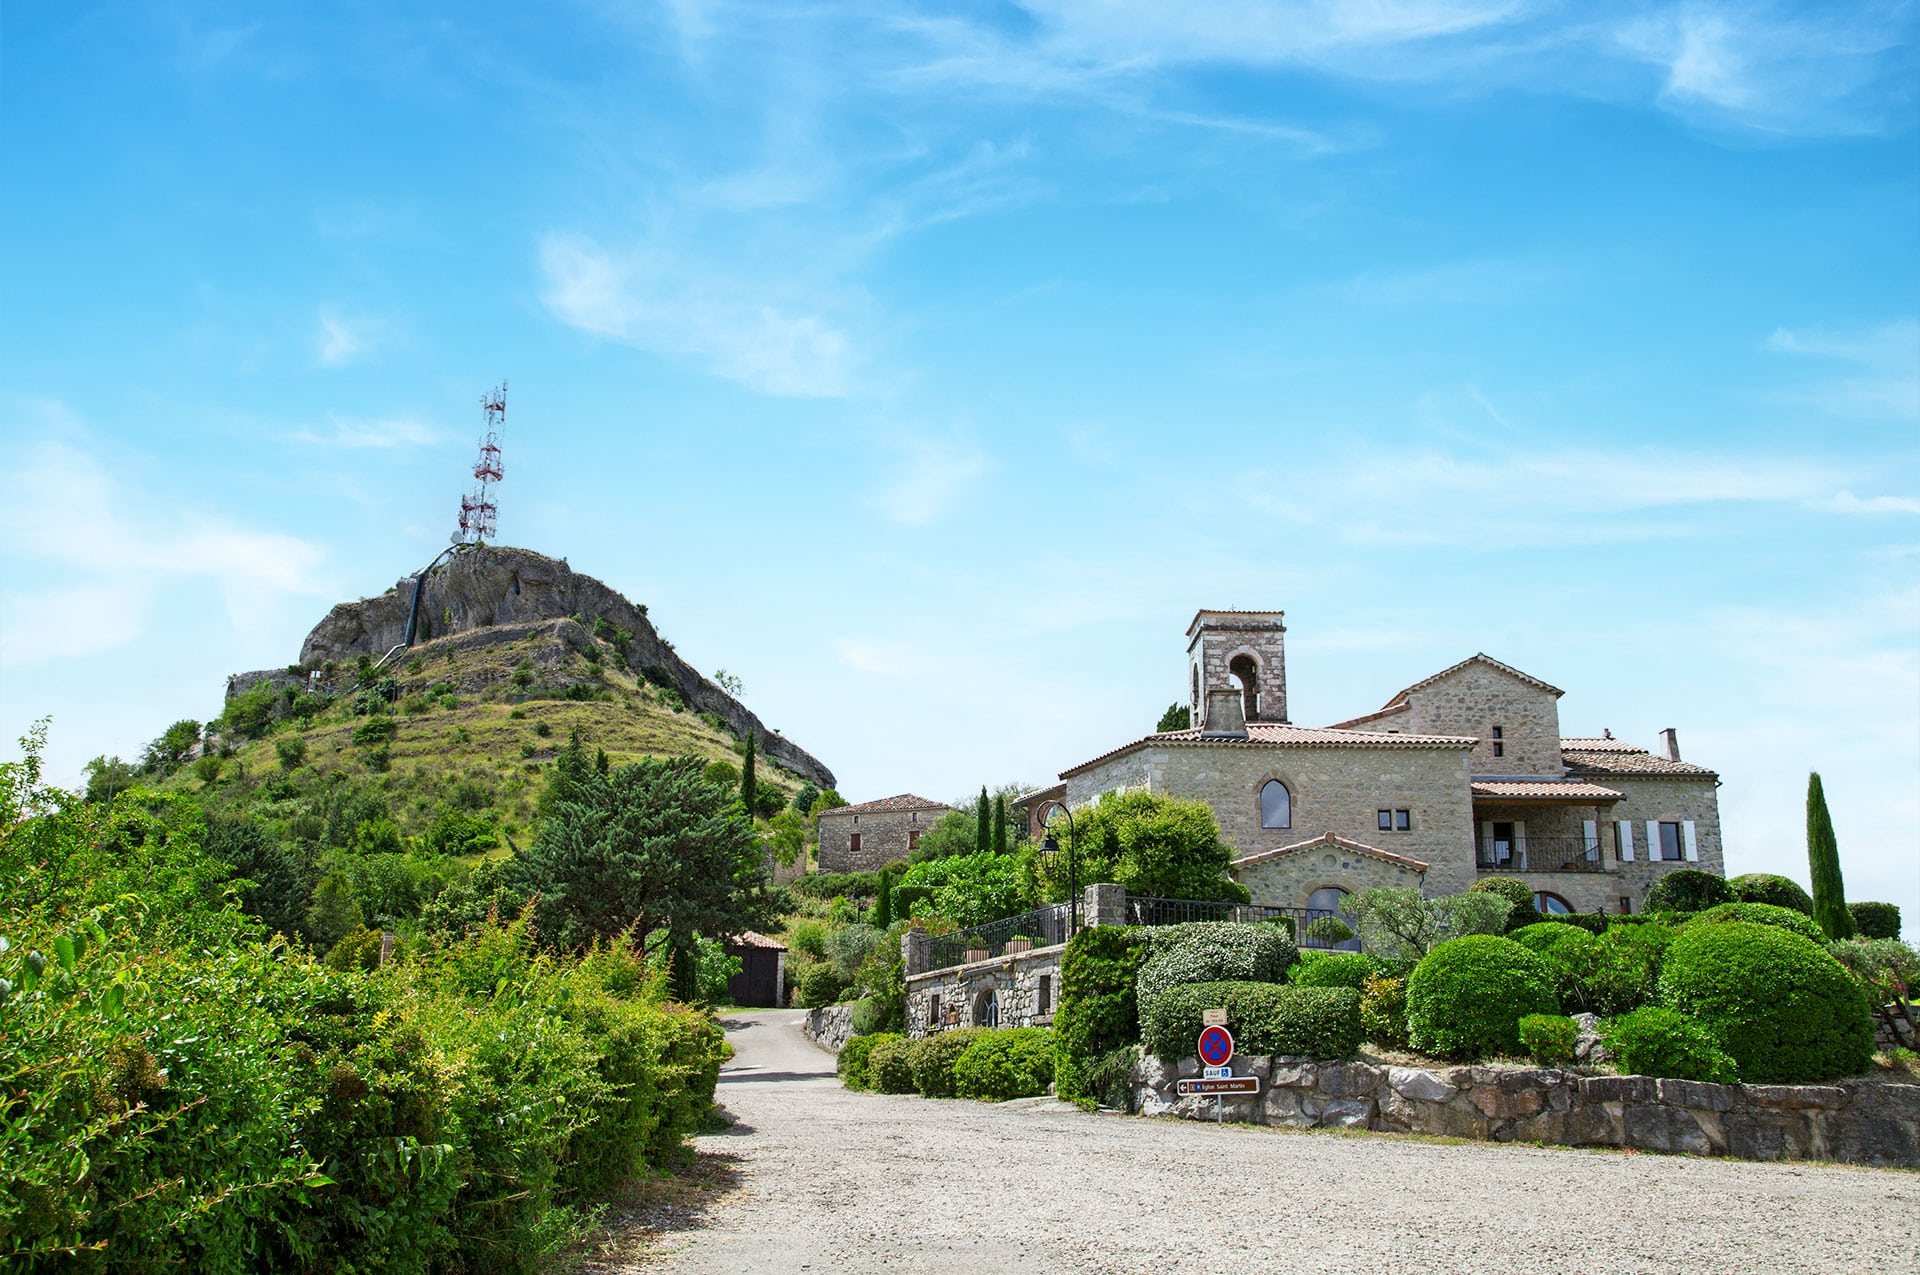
left=315, top=310, right=382, bottom=366
left=1767, top=318, right=1920, bottom=420
left=290, top=416, right=445, bottom=449
left=539, top=234, right=857, bottom=398
left=865, top=432, right=993, bottom=525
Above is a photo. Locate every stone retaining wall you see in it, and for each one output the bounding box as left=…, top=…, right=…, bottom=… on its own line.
left=804, top=1005, right=855, bottom=1054
left=1132, top=1055, right=1920, bottom=1168
left=905, top=945, right=1064, bottom=1036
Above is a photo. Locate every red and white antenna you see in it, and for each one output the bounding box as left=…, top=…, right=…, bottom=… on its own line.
left=456, top=379, right=507, bottom=544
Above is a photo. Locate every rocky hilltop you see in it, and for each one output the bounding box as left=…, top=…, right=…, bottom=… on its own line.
left=227, top=545, right=835, bottom=788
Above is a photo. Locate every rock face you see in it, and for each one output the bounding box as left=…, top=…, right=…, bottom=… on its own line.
left=253, top=544, right=835, bottom=788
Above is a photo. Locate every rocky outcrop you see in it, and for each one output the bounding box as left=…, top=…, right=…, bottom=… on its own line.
left=245, top=544, right=835, bottom=787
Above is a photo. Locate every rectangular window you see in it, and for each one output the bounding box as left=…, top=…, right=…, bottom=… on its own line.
left=1659, top=822, right=1684, bottom=861
left=1491, top=725, right=1505, bottom=759
left=1395, top=809, right=1411, bottom=831
left=929, top=993, right=940, bottom=1026
left=1377, top=809, right=1393, bottom=831
left=1620, top=896, right=1632, bottom=914
left=907, top=830, right=921, bottom=853
left=1037, top=975, right=1052, bottom=1017
left=1490, top=820, right=1516, bottom=865
left=850, top=832, right=862, bottom=855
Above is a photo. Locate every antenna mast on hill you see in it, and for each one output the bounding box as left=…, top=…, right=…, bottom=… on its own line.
left=456, top=379, right=507, bottom=545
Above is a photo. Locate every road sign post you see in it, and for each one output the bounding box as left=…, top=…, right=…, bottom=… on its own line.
left=1195, top=1024, right=1239, bottom=1123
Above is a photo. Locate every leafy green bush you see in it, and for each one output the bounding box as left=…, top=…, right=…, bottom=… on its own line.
left=1688, top=901, right=1825, bottom=943
left=1345, top=886, right=1510, bottom=960
left=1557, top=912, right=1610, bottom=936
left=351, top=716, right=398, bottom=746
left=1601, top=1006, right=1736, bottom=1083
left=1142, top=982, right=1361, bottom=1061
left=1518, top=1013, right=1578, bottom=1065
left=1301, top=915, right=1353, bottom=946
left=798, top=962, right=845, bottom=1009
left=826, top=923, right=885, bottom=979
left=1027, top=790, right=1249, bottom=905
left=1642, top=868, right=1732, bottom=913
left=897, top=852, right=1033, bottom=928
left=838, top=1032, right=901, bottom=1091
left=1134, top=921, right=1296, bottom=1021
left=1659, top=921, right=1875, bottom=1084
left=1053, top=927, right=1149, bottom=1109
left=1406, top=935, right=1558, bottom=1060
left=905, top=1027, right=987, bottom=1098
left=1470, top=876, right=1541, bottom=931
left=1850, top=902, right=1902, bottom=940
left=1728, top=873, right=1814, bottom=915
left=275, top=737, right=308, bottom=771
left=1507, top=922, right=1602, bottom=1009
left=867, top=1038, right=918, bottom=1093
left=954, top=1028, right=1055, bottom=1101
left=1359, top=972, right=1409, bottom=1049
left=1579, top=922, right=1674, bottom=1015
left=1288, top=950, right=1383, bottom=990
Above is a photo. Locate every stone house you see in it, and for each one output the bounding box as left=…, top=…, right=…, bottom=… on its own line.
left=1049, top=610, right=1723, bottom=919
left=815, top=794, right=950, bottom=873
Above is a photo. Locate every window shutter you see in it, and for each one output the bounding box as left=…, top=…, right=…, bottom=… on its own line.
left=1617, top=820, right=1634, bottom=862
left=1514, top=821, right=1528, bottom=872
left=1646, top=821, right=1660, bottom=862
left=1480, top=820, right=1494, bottom=861
left=1583, top=819, right=1599, bottom=860
left=1682, top=821, right=1698, bottom=862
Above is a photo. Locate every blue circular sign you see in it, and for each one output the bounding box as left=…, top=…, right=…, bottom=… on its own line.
left=1197, top=1024, right=1234, bottom=1067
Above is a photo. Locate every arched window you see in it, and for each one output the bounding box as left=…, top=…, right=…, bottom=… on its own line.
left=1534, top=892, right=1573, bottom=916
left=972, top=987, right=999, bottom=1027
left=1229, top=653, right=1260, bottom=721
left=1260, top=780, right=1291, bottom=829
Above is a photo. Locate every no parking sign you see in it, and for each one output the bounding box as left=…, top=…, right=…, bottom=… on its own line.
left=1197, top=1024, right=1234, bottom=1068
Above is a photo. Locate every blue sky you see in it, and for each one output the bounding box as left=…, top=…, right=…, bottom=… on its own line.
left=4, top=1, right=1917, bottom=919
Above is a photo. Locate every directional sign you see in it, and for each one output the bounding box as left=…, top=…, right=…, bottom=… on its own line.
left=1177, top=1077, right=1261, bottom=1096
left=1197, top=1024, right=1235, bottom=1067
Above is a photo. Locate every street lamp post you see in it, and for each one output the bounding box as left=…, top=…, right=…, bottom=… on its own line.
left=1038, top=800, right=1079, bottom=937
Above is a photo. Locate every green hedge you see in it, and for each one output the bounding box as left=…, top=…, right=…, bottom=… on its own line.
left=1850, top=902, right=1902, bottom=940
left=905, top=1027, right=988, bottom=1098
left=1518, top=1013, right=1577, bottom=1065
left=1687, top=901, right=1825, bottom=944
left=1601, top=1006, right=1735, bottom=1083
left=1728, top=873, right=1815, bottom=915
left=1659, top=922, right=1875, bottom=1084
left=837, top=1032, right=902, bottom=1091
left=1359, top=973, right=1409, bottom=1049
left=1642, top=869, right=1732, bottom=913
left=1288, top=950, right=1386, bottom=990
left=1406, top=935, right=1558, bottom=1060
left=1053, top=927, right=1149, bottom=1109
left=1142, top=982, right=1360, bottom=1061
left=1507, top=922, right=1602, bottom=1010
left=867, top=1038, right=917, bottom=1093
left=798, top=962, right=846, bottom=1009
left=1134, top=921, right=1296, bottom=1021
left=953, top=1028, right=1055, bottom=1101
left=1579, top=922, right=1674, bottom=1015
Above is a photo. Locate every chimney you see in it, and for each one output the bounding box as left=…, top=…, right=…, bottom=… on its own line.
left=1659, top=728, right=1680, bottom=762
left=1202, top=689, right=1248, bottom=739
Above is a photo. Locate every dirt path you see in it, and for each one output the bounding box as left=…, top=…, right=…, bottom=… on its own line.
left=636, top=1010, right=1920, bottom=1274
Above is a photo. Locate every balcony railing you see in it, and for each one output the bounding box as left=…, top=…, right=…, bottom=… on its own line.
left=1125, top=897, right=1354, bottom=950
left=927, top=903, right=1073, bottom=970
left=1477, top=835, right=1607, bottom=874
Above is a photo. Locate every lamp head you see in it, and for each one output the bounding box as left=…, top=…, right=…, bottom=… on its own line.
left=1041, top=832, right=1059, bottom=856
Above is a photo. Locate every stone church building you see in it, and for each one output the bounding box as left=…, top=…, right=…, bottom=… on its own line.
left=1046, top=610, right=1723, bottom=919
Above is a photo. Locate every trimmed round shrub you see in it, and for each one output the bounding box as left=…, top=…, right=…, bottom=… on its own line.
left=1580, top=923, right=1674, bottom=1015
left=1558, top=913, right=1609, bottom=936
left=1728, top=873, right=1814, bottom=915
left=1642, top=869, right=1733, bottom=914
left=1289, top=950, right=1382, bottom=990
left=1508, top=922, right=1602, bottom=1010
left=837, top=1032, right=900, bottom=1091
left=1850, top=901, right=1902, bottom=940
left=1142, top=981, right=1360, bottom=1061
left=1517, top=1013, right=1578, bottom=1065
left=1509, top=921, right=1598, bottom=956
left=1470, top=876, right=1540, bottom=931
left=798, top=962, right=846, bottom=1009
left=1134, top=922, right=1296, bottom=1021
left=1359, top=972, right=1409, bottom=1050
left=905, top=1027, right=987, bottom=1098
left=1688, top=901, right=1825, bottom=944
left=867, top=1038, right=918, bottom=1093
left=1406, top=935, right=1559, bottom=1060
left=1601, top=1006, right=1735, bottom=1083
left=1658, top=921, right=1875, bottom=1084
left=954, top=1028, right=1055, bottom=1101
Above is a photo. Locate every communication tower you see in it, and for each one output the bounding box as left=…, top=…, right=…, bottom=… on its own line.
left=456, top=380, right=507, bottom=544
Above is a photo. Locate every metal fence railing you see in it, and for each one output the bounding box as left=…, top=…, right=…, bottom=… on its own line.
left=1123, top=897, right=1357, bottom=950
left=927, top=903, right=1073, bottom=970
left=1477, top=835, right=1606, bottom=874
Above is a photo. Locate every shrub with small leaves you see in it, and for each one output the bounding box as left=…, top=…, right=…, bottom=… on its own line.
left=1359, top=972, right=1409, bottom=1049
left=1601, top=1006, right=1736, bottom=1083
left=275, top=737, right=307, bottom=771
left=867, top=1038, right=918, bottom=1093
left=1134, top=921, right=1296, bottom=1022
left=1728, top=873, right=1815, bottom=915
left=906, top=1027, right=988, bottom=1098
left=798, top=962, right=846, bottom=1009
left=1849, top=902, right=1902, bottom=940
left=1143, top=981, right=1361, bottom=1061
left=954, top=1028, right=1055, bottom=1101
left=1470, top=876, right=1541, bottom=931
left=1517, top=1013, right=1578, bottom=1065
left=1289, top=950, right=1384, bottom=990
left=837, top=1032, right=901, bottom=1091
left=1406, top=935, right=1558, bottom=1060
left=1642, top=868, right=1732, bottom=914
left=352, top=716, right=399, bottom=746
left=1686, top=901, right=1825, bottom=944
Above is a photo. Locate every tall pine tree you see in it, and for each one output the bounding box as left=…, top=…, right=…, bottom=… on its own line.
left=991, top=793, right=1008, bottom=854
left=975, top=785, right=990, bottom=855
left=740, top=731, right=757, bottom=814
left=1807, top=771, right=1854, bottom=939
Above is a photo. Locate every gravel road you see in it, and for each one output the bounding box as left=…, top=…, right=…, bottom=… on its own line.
left=641, top=1009, right=1920, bottom=1274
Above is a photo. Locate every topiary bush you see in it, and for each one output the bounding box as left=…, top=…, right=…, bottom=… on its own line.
left=1470, top=876, right=1541, bottom=931
left=798, top=962, right=846, bottom=1009
left=1406, top=935, right=1558, bottom=1060
left=1579, top=922, right=1675, bottom=1015
left=1659, top=921, right=1875, bottom=1084
left=1850, top=902, right=1902, bottom=940
left=1600, top=1006, right=1736, bottom=1083
left=1688, top=901, right=1825, bottom=943
left=1289, top=950, right=1383, bottom=990
left=1142, top=982, right=1361, bottom=1061
left=1359, top=972, right=1410, bottom=1049
left=837, top=1032, right=900, bottom=1091
left=1507, top=922, right=1602, bottom=1011
left=1053, top=927, right=1150, bottom=1109
left=1518, top=1013, right=1578, bottom=1065
left=906, top=1027, right=988, bottom=1098
left=1728, top=873, right=1814, bottom=915
left=1134, top=922, right=1296, bottom=1022
left=867, top=1037, right=918, bottom=1093
left=1642, top=868, right=1732, bottom=914
left=954, top=1028, right=1055, bottom=1101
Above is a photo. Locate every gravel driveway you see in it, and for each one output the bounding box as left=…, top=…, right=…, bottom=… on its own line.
left=640, top=1010, right=1919, bottom=1274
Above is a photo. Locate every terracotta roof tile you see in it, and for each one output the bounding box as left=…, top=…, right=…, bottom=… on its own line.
left=816, top=793, right=950, bottom=817
left=1060, top=722, right=1476, bottom=779
left=727, top=931, right=787, bottom=950
left=1232, top=832, right=1429, bottom=873
left=1470, top=779, right=1626, bottom=801
left=1560, top=737, right=1643, bottom=752
left=1562, top=749, right=1717, bottom=778
left=1376, top=653, right=1564, bottom=711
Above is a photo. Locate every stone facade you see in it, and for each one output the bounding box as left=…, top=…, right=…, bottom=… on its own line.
left=1188, top=610, right=1289, bottom=728
left=1341, top=656, right=1565, bottom=776
left=816, top=794, right=950, bottom=873
left=904, top=945, right=1063, bottom=1036
left=1232, top=834, right=1428, bottom=911
left=1129, top=1055, right=1920, bottom=1168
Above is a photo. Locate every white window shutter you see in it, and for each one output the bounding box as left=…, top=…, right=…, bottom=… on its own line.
left=1683, top=821, right=1698, bottom=862
left=1514, top=821, right=1528, bottom=871
left=1646, top=820, right=1661, bottom=862
left=1617, top=820, right=1634, bottom=862
left=1480, top=820, right=1494, bottom=860
left=1583, top=819, right=1599, bottom=860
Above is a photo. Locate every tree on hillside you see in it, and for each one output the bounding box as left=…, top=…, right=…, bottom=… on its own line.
left=791, top=780, right=820, bottom=816
left=1028, top=790, right=1249, bottom=904
left=141, top=719, right=203, bottom=776
left=1808, top=771, right=1854, bottom=939
left=1157, top=703, right=1191, bottom=732
left=992, top=793, right=1008, bottom=854
left=510, top=735, right=782, bottom=953
left=740, top=731, right=757, bottom=814
left=83, top=755, right=138, bottom=804
left=975, top=785, right=990, bottom=855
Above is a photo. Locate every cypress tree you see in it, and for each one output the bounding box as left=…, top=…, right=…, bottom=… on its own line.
left=992, top=793, right=1008, bottom=854
left=1807, top=771, right=1854, bottom=939
left=874, top=869, right=893, bottom=929
left=975, top=785, right=990, bottom=855
left=740, top=731, right=757, bottom=815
